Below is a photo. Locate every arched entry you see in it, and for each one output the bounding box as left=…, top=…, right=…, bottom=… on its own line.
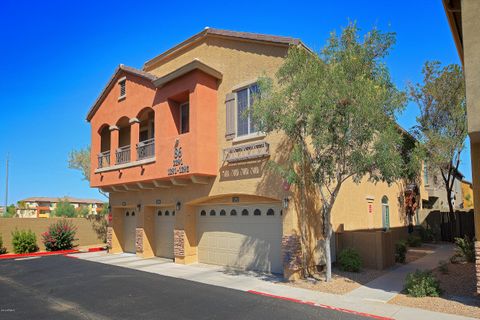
left=137, top=107, right=155, bottom=160
left=381, top=196, right=390, bottom=230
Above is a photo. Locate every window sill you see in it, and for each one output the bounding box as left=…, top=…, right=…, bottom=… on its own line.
left=95, top=157, right=155, bottom=173
left=118, top=95, right=126, bottom=102
left=232, top=132, right=266, bottom=144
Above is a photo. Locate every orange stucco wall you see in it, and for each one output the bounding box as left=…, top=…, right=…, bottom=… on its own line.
left=90, top=69, right=218, bottom=188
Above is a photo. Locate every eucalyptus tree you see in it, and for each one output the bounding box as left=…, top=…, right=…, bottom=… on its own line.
left=410, top=61, right=466, bottom=215
left=252, top=23, right=407, bottom=281
left=68, top=147, right=108, bottom=198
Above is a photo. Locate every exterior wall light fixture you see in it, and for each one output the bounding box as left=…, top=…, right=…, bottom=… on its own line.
left=176, top=201, right=181, bottom=211
left=283, top=197, right=289, bottom=209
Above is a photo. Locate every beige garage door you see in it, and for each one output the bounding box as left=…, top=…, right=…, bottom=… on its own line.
left=123, top=209, right=136, bottom=253
left=155, top=208, right=175, bottom=259
left=197, top=204, right=282, bottom=274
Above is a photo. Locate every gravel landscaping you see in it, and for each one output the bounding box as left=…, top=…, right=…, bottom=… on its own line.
left=284, top=267, right=387, bottom=295
left=390, top=262, right=480, bottom=319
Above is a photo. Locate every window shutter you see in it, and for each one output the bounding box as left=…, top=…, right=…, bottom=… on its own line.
left=225, top=93, right=236, bottom=140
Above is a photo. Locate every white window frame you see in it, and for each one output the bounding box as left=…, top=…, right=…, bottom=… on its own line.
left=234, top=83, right=262, bottom=140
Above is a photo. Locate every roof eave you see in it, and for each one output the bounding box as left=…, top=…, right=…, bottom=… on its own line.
left=152, top=59, right=223, bottom=88
left=86, top=65, right=157, bottom=122
left=143, top=28, right=306, bottom=71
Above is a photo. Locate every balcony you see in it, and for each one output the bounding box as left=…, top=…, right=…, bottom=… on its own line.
left=116, top=145, right=131, bottom=165
left=223, top=141, right=270, bottom=163
left=137, top=138, right=155, bottom=160
left=97, top=151, right=110, bottom=169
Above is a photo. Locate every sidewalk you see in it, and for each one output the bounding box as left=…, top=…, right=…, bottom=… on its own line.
left=347, top=243, right=455, bottom=303
left=68, top=249, right=474, bottom=320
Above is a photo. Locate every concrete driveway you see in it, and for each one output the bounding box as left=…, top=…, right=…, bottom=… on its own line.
left=0, top=255, right=370, bottom=320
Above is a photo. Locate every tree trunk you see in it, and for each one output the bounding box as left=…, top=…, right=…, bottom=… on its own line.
left=324, top=207, right=333, bottom=282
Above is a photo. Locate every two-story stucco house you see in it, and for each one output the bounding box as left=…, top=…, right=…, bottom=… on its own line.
left=422, top=164, right=464, bottom=211
left=88, top=28, right=421, bottom=278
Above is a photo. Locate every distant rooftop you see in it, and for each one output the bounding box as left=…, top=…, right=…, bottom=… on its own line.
left=20, top=197, right=104, bottom=204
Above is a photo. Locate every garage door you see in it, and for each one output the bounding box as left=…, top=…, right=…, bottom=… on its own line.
left=197, top=204, right=282, bottom=274
left=155, top=208, right=175, bottom=259
left=123, top=209, right=136, bottom=253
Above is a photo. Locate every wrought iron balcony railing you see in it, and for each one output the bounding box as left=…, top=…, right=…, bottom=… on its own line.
left=223, top=141, right=270, bottom=163
left=116, top=145, right=131, bottom=165
left=97, top=151, right=110, bottom=168
left=137, top=138, right=155, bottom=160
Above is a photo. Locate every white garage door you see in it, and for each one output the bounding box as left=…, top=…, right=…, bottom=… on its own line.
left=155, top=208, right=175, bottom=259
left=197, top=204, right=282, bottom=274
left=123, top=209, right=136, bottom=253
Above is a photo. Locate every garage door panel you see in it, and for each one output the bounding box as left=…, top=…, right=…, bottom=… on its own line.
left=197, top=204, right=282, bottom=274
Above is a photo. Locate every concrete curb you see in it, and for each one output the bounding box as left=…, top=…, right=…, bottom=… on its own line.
left=0, top=246, right=106, bottom=260
left=247, top=290, right=395, bottom=320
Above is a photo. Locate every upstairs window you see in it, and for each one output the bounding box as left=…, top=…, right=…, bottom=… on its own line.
left=236, top=84, right=259, bottom=137
left=180, top=102, right=189, bottom=134
left=118, top=77, right=126, bottom=99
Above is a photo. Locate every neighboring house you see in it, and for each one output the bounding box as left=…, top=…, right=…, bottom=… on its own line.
left=461, top=180, right=474, bottom=209
left=87, top=28, right=424, bottom=278
left=443, top=0, right=480, bottom=293
left=421, top=163, right=464, bottom=211
left=16, top=197, right=104, bottom=218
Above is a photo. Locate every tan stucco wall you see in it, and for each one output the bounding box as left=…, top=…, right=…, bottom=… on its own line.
left=461, top=0, right=480, bottom=241
left=0, top=218, right=104, bottom=252
left=462, top=0, right=480, bottom=138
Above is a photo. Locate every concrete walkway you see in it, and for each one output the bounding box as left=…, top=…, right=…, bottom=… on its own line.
left=347, top=244, right=455, bottom=303
left=68, top=248, right=474, bottom=320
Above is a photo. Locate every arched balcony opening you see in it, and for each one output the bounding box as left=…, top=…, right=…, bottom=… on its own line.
left=116, top=116, right=131, bottom=165
left=137, top=107, right=155, bottom=160
left=98, top=124, right=111, bottom=168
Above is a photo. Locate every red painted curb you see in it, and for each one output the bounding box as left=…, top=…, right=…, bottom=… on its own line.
left=0, top=249, right=79, bottom=260
left=0, top=246, right=106, bottom=260
left=247, top=290, right=394, bottom=320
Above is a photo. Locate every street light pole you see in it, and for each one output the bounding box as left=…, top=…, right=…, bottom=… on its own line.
left=5, top=154, right=8, bottom=214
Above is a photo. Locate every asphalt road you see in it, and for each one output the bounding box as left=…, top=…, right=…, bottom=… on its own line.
left=0, top=255, right=371, bottom=320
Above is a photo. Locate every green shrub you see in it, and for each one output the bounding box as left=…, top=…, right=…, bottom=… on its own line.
left=407, top=235, right=422, bottom=247
left=450, top=253, right=462, bottom=264
left=11, top=230, right=38, bottom=254
left=404, top=270, right=441, bottom=297
left=438, top=260, right=449, bottom=274
left=338, top=248, right=362, bottom=272
left=454, top=235, right=475, bottom=263
left=42, top=220, right=78, bottom=251
left=395, top=240, right=407, bottom=263
left=0, top=234, right=7, bottom=254
left=417, top=226, right=435, bottom=242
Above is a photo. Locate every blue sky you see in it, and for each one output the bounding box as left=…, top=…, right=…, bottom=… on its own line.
left=0, top=1, right=467, bottom=205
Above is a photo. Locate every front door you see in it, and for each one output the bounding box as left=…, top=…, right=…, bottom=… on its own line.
left=155, top=208, right=175, bottom=259
left=123, top=209, right=136, bottom=253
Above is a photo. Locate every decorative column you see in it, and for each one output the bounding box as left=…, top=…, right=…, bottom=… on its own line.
left=174, top=204, right=197, bottom=264
left=109, top=125, right=119, bottom=165
left=129, top=118, right=140, bottom=162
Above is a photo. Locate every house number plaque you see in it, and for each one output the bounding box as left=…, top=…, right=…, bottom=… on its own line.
left=167, top=139, right=189, bottom=176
